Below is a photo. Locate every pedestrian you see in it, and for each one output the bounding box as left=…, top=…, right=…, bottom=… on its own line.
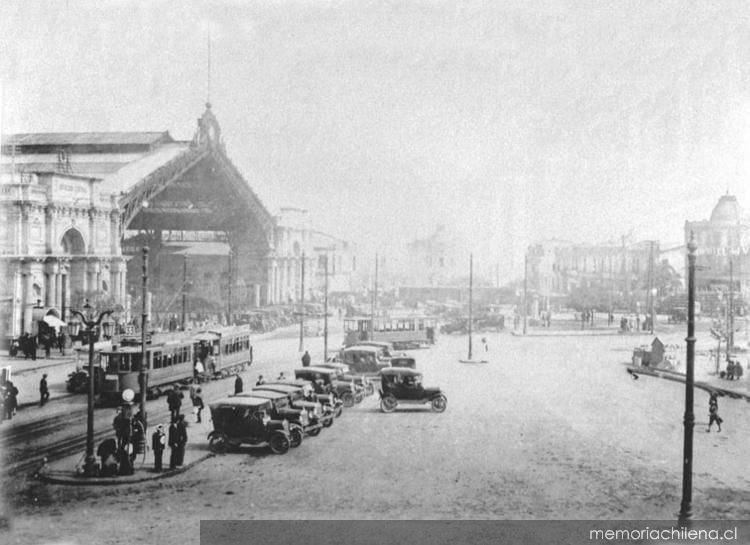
left=301, top=350, right=311, bottom=367
left=169, top=414, right=188, bottom=469
left=166, top=385, right=183, bottom=421
left=193, top=358, right=205, bottom=382
left=256, top=375, right=266, bottom=386
left=278, top=371, right=286, bottom=380
left=735, top=361, right=744, bottom=380
left=481, top=337, right=488, bottom=352
left=726, top=360, right=735, bottom=380
left=234, top=373, right=243, bottom=395
left=189, top=383, right=197, bottom=405
left=97, top=438, right=119, bottom=477
left=57, top=331, right=66, bottom=355
left=193, top=388, right=204, bottom=423
left=29, top=334, right=37, bottom=360
left=707, top=394, right=722, bottom=432
left=151, top=424, right=166, bottom=472
left=4, top=381, right=18, bottom=419
left=39, top=374, right=50, bottom=406
left=44, top=336, right=52, bottom=359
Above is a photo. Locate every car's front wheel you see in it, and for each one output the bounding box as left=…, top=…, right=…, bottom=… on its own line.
left=431, top=395, right=447, bottom=413
left=365, top=383, right=375, bottom=396
left=268, top=431, right=290, bottom=455
left=341, top=392, right=355, bottom=408
left=380, top=395, right=398, bottom=413
left=289, top=425, right=304, bottom=448
left=354, top=391, right=364, bottom=404
left=307, top=426, right=322, bottom=437
left=209, top=433, right=228, bottom=454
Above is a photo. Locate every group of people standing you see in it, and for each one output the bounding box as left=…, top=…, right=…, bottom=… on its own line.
left=724, top=360, right=744, bottom=381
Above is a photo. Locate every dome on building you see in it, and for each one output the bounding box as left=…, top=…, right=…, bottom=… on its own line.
left=709, top=194, right=741, bottom=223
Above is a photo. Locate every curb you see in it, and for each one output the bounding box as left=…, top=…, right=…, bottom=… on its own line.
left=16, top=392, right=77, bottom=411
left=1, top=358, right=77, bottom=376
left=36, top=452, right=214, bottom=486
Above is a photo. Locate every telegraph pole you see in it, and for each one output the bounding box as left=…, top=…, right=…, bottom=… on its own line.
left=728, top=259, right=734, bottom=356
left=323, top=254, right=329, bottom=361
left=181, top=254, right=188, bottom=331
left=227, top=248, right=232, bottom=325
left=649, top=240, right=655, bottom=334
left=468, top=254, right=474, bottom=360
left=523, top=252, right=528, bottom=335
left=140, top=246, right=149, bottom=431
left=298, top=252, right=305, bottom=352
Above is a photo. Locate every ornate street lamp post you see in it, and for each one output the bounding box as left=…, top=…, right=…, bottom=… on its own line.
left=679, top=235, right=697, bottom=524
left=68, top=300, right=115, bottom=477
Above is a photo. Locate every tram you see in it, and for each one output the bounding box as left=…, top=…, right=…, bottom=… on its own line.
left=96, top=326, right=253, bottom=405
left=343, top=315, right=437, bottom=350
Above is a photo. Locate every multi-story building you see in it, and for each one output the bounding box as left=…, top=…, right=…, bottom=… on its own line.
left=684, top=193, right=750, bottom=310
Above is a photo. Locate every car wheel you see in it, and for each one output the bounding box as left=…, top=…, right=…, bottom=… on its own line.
left=322, top=414, right=335, bottom=427
left=354, top=391, right=364, bottom=404
left=333, top=405, right=343, bottom=419
left=365, top=383, right=374, bottom=396
left=209, top=433, right=228, bottom=454
left=431, top=395, right=447, bottom=413
left=341, top=392, right=355, bottom=408
left=289, top=425, right=304, bottom=448
left=380, top=395, right=398, bottom=413
left=269, top=431, right=290, bottom=454
left=307, top=426, right=322, bottom=437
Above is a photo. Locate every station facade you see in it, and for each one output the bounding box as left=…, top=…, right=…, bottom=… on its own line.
left=0, top=104, right=354, bottom=339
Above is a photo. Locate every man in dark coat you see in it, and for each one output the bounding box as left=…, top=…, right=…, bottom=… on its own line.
left=152, top=424, right=166, bottom=472
left=301, top=350, right=311, bottom=367
left=234, top=374, right=243, bottom=395
left=169, top=415, right=188, bottom=469
left=166, top=385, right=183, bottom=421
left=39, top=374, right=50, bottom=406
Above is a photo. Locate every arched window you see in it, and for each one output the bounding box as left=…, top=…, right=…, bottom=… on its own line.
left=61, top=229, right=85, bottom=255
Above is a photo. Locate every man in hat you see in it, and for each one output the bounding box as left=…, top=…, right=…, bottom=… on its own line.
left=39, top=374, right=50, bottom=406
left=152, top=424, right=166, bottom=472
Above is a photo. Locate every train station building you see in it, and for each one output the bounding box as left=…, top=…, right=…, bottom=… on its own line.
left=0, top=104, right=355, bottom=340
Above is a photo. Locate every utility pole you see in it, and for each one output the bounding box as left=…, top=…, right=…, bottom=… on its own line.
left=323, top=254, right=329, bottom=362
left=227, top=247, right=232, bottom=326
left=523, top=252, right=528, bottom=335
left=649, top=240, right=655, bottom=334
left=140, top=246, right=149, bottom=431
left=728, top=258, right=734, bottom=356
left=468, top=253, right=474, bottom=360
left=370, top=254, right=378, bottom=341
left=181, top=254, right=188, bottom=331
left=299, top=252, right=305, bottom=352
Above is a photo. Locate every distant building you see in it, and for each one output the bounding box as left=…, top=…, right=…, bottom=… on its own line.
left=527, top=238, right=662, bottom=312
left=684, top=193, right=750, bottom=309
left=400, top=225, right=466, bottom=287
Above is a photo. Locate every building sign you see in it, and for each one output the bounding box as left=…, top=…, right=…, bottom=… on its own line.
left=53, top=177, right=89, bottom=205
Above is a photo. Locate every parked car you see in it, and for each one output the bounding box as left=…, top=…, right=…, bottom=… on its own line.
left=316, top=362, right=374, bottom=396
left=264, top=379, right=343, bottom=419
left=207, top=396, right=292, bottom=454
left=389, top=356, right=416, bottom=369
left=233, top=391, right=306, bottom=447
left=249, top=387, right=326, bottom=437
left=339, top=346, right=391, bottom=375
left=378, top=368, right=447, bottom=413
left=294, top=367, right=362, bottom=408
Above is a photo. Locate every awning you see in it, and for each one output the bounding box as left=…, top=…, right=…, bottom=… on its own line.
left=43, top=315, right=66, bottom=328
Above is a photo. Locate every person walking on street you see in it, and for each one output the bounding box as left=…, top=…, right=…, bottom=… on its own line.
left=707, top=393, right=722, bottom=433
left=256, top=375, right=266, bottom=386
left=166, top=385, right=183, bottom=421
left=152, top=424, right=166, bottom=472
left=193, top=388, right=204, bottom=423
left=302, top=350, right=311, bottom=367
left=169, top=414, right=188, bottom=469
left=4, top=381, right=18, bottom=420
left=39, top=374, right=50, bottom=406
left=234, top=373, right=243, bottom=395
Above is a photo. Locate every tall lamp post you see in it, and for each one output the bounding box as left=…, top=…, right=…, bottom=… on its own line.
left=140, top=247, right=149, bottom=431
left=68, top=300, right=114, bottom=477
left=299, top=251, right=305, bottom=352
left=679, top=235, right=697, bottom=524
left=323, top=253, right=329, bottom=362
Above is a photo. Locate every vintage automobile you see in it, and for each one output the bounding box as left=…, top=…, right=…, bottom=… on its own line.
left=316, top=362, right=374, bottom=396
left=378, top=368, right=447, bottom=413
left=294, top=367, right=362, bottom=408
left=338, top=345, right=391, bottom=376
left=389, top=356, right=416, bottom=369
left=264, top=379, right=343, bottom=419
left=254, top=382, right=334, bottom=429
left=207, top=396, right=292, bottom=455
left=232, top=391, right=307, bottom=447
left=249, top=387, right=326, bottom=437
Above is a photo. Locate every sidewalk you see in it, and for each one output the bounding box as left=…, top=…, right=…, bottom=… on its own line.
left=37, top=413, right=215, bottom=486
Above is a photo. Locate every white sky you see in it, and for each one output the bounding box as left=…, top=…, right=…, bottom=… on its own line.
left=2, top=0, right=750, bottom=282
